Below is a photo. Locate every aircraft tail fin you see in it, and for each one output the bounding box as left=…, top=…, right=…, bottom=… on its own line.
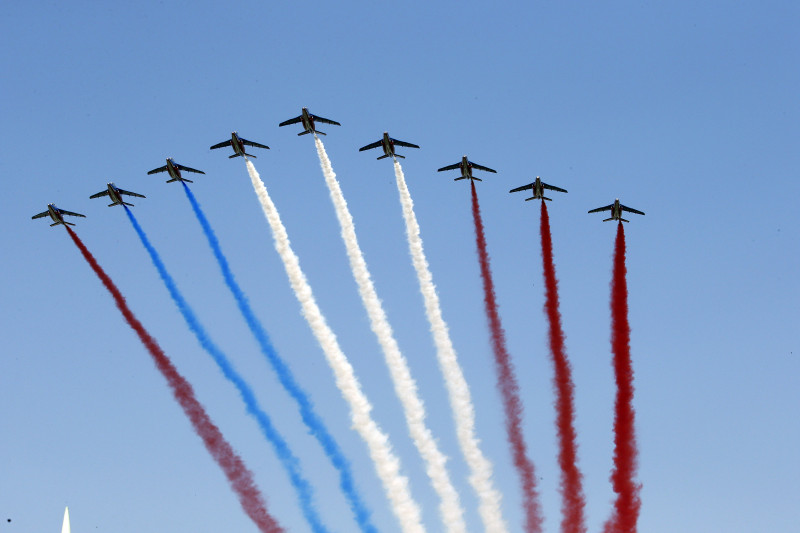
left=394, top=154, right=405, bottom=159
left=603, top=216, right=620, bottom=222
left=377, top=154, right=391, bottom=160
left=123, top=201, right=134, bottom=207
left=454, top=176, right=467, bottom=181
left=228, top=153, right=243, bottom=159
left=620, top=217, right=629, bottom=223
left=542, top=196, right=552, bottom=201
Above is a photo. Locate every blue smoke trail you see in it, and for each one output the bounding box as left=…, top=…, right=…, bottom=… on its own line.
left=180, top=183, right=377, bottom=533
left=123, top=206, right=331, bottom=533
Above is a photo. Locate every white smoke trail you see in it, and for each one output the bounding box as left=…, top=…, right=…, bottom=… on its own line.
left=245, top=160, right=425, bottom=533
left=313, top=138, right=467, bottom=533
left=394, top=161, right=509, bottom=533
left=61, top=507, right=70, bottom=533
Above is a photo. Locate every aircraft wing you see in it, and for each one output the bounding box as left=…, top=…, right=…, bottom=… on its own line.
left=542, top=183, right=568, bottom=193
left=311, top=114, right=341, bottom=126
left=118, top=188, right=146, bottom=198
left=89, top=190, right=111, bottom=199
left=471, top=163, right=497, bottom=173
left=588, top=204, right=614, bottom=213
left=31, top=211, right=49, bottom=219
left=392, top=139, right=420, bottom=149
left=176, top=164, right=205, bottom=175
left=147, top=165, right=168, bottom=175
left=278, top=116, right=302, bottom=127
left=210, top=140, right=232, bottom=150
left=621, top=205, right=645, bottom=216
left=437, top=162, right=462, bottom=172
left=241, top=138, right=270, bottom=150
left=509, top=183, right=534, bottom=193
left=359, top=140, right=383, bottom=151
left=60, top=209, right=86, bottom=218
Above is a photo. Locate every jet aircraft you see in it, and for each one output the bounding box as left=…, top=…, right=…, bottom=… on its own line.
left=438, top=156, right=497, bottom=181
left=588, top=199, right=645, bottom=222
left=359, top=132, right=420, bottom=160
left=279, top=108, right=341, bottom=136
left=32, top=204, right=86, bottom=226
left=210, top=132, right=270, bottom=159
left=90, top=183, right=146, bottom=207
left=147, top=158, right=205, bottom=183
left=509, top=176, right=568, bottom=201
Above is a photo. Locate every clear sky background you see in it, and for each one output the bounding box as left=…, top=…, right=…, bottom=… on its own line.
left=2, top=1, right=798, bottom=532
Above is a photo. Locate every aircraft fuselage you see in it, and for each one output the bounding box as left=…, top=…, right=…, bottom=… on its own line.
left=47, top=204, right=66, bottom=225
left=461, top=156, right=474, bottom=179
left=165, top=158, right=183, bottom=181
left=601, top=200, right=626, bottom=222
left=301, top=108, right=315, bottom=133
left=530, top=177, right=545, bottom=199
left=231, top=132, right=246, bottom=156
left=381, top=132, right=395, bottom=158
left=611, top=200, right=623, bottom=220
left=106, top=184, right=124, bottom=205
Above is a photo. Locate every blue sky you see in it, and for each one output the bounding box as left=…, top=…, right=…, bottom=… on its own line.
left=2, top=1, right=798, bottom=532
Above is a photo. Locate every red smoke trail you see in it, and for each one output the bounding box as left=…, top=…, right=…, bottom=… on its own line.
left=470, top=181, right=543, bottom=533
left=539, top=202, right=587, bottom=533
left=602, top=223, right=641, bottom=533
left=65, top=227, right=284, bottom=533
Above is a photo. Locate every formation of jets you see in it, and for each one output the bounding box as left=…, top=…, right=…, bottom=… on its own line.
left=438, top=156, right=496, bottom=181
left=32, top=107, right=645, bottom=226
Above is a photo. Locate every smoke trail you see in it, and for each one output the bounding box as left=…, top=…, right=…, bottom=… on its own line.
left=123, top=207, right=330, bottom=533
left=179, top=182, right=376, bottom=533
left=315, top=137, right=459, bottom=532
left=539, top=202, right=587, bottom=533
left=602, top=223, right=642, bottom=533
left=393, top=160, right=507, bottom=533
left=64, top=226, right=283, bottom=533
left=244, top=159, right=419, bottom=533
left=470, top=181, right=543, bottom=533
